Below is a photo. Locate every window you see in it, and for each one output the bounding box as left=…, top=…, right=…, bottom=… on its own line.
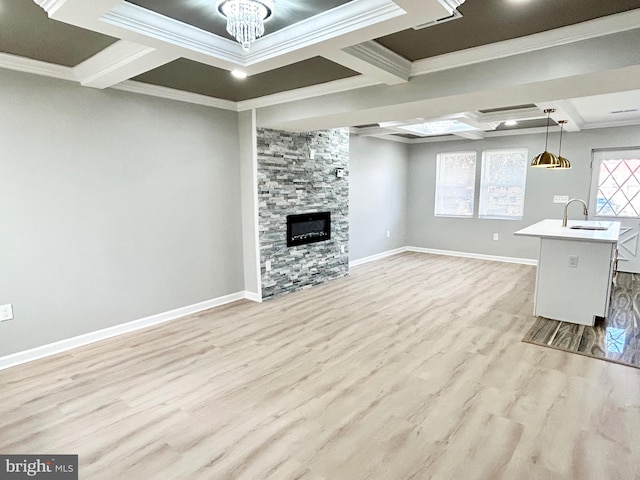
left=592, top=148, right=640, bottom=217
left=479, top=148, right=528, bottom=220
left=434, top=151, right=476, bottom=217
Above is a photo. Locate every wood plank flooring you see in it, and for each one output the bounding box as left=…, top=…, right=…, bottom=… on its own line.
left=1, top=252, right=639, bottom=479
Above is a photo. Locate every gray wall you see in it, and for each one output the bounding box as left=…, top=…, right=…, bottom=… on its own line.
left=0, top=69, right=244, bottom=356
left=406, top=125, right=640, bottom=260
left=349, top=135, right=408, bottom=261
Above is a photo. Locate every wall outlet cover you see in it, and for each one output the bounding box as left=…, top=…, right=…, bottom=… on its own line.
left=554, top=195, right=570, bottom=204
left=0, top=304, right=13, bottom=322
left=568, top=255, right=579, bottom=268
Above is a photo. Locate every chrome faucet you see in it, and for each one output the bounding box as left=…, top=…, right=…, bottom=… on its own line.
left=563, top=198, right=589, bottom=227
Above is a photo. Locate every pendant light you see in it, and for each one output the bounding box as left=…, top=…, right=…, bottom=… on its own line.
left=550, top=120, right=571, bottom=169
left=531, top=108, right=560, bottom=168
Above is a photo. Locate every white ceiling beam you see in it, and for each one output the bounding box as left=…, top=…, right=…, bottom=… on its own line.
left=536, top=101, right=585, bottom=132
left=351, top=125, right=398, bottom=136
left=74, top=40, right=179, bottom=89
left=256, top=30, right=640, bottom=131
left=34, top=0, right=122, bottom=25
left=84, top=0, right=452, bottom=76
left=476, top=107, right=543, bottom=123
left=453, top=130, right=485, bottom=140
left=323, top=41, right=411, bottom=85
left=411, top=10, right=640, bottom=78
left=393, top=0, right=458, bottom=17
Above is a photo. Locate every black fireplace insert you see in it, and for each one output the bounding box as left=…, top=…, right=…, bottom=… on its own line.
left=286, top=212, right=331, bottom=247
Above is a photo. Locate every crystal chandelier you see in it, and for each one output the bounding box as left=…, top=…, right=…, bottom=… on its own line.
left=216, top=0, right=274, bottom=51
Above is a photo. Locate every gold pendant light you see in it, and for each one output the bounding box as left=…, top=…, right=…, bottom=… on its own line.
left=550, top=120, right=571, bottom=169
left=531, top=108, right=560, bottom=168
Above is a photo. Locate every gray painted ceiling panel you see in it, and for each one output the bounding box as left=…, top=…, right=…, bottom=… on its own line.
left=377, top=0, right=640, bottom=61
left=132, top=57, right=359, bottom=102
left=0, top=0, right=117, bottom=67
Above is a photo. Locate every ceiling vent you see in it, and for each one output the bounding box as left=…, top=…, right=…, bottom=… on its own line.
left=413, top=0, right=466, bottom=30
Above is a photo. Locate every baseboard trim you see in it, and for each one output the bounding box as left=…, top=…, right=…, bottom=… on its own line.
left=406, top=246, right=537, bottom=266
left=244, top=291, right=263, bottom=303
left=1, top=250, right=535, bottom=370
left=0, top=291, right=249, bottom=371
left=349, top=247, right=408, bottom=267
left=350, top=246, right=537, bottom=267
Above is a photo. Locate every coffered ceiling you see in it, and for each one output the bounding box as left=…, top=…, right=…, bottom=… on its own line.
left=2, top=0, right=640, bottom=142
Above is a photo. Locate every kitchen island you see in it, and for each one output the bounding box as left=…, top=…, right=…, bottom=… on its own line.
left=515, top=219, right=620, bottom=326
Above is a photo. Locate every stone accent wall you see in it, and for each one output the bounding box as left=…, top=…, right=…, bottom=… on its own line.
left=257, top=128, right=349, bottom=300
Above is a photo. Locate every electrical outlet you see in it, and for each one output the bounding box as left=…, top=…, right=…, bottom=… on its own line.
left=386, top=230, right=390, bottom=238
left=309, top=149, right=315, bottom=159
left=493, top=233, right=499, bottom=241
left=0, top=304, right=13, bottom=322
left=568, top=255, right=579, bottom=268
left=554, top=195, right=569, bottom=204
left=340, top=245, right=345, bottom=253
left=265, top=260, right=272, bottom=272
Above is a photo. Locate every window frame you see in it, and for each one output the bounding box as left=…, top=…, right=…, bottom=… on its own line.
left=589, top=147, right=640, bottom=219
left=434, top=150, right=478, bottom=218
left=478, top=147, right=529, bottom=221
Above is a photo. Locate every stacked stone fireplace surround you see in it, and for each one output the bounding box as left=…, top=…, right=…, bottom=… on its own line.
left=257, top=128, right=349, bottom=299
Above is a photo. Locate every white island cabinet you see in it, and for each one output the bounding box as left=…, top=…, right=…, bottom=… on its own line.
left=515, top=219, right=620, bottom=326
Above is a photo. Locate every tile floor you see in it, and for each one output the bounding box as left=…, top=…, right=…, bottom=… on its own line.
left=523, top=272, right=640, bottom=368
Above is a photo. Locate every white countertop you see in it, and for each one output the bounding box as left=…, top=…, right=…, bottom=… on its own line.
left=514, top=219, right=620, bottom=243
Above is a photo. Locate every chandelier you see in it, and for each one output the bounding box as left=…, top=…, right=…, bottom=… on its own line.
left=216, top=0, right=274, bottom=51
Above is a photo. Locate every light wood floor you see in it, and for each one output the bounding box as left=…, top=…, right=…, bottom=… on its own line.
left=2, top=252, right=639, bottom=479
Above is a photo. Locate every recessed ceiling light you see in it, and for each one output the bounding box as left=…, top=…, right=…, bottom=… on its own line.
left=231, top=70, right=247, bottom=79
left=504, top=120, right=518, bottom=126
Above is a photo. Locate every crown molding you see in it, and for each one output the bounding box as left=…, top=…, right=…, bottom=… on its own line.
left=97, top=0, right=407, bottom=76
left=411, top=9, right=640, bottom=77
left=324, top=40, right=411, bottom=85
left=0, top=49, right=376, bottom=113
left=101, top=2, right=245, bottom=67
left=241, top=0, right=405, bottom=67
left=74, top=40, right=179, bottom=89
left=33, top=0, right=63, bottom=10
left=237, top=75, right=380, bottom=111
left=112, top=80, right=238, bottom=111
left=0, top=52, right=75, bottom=82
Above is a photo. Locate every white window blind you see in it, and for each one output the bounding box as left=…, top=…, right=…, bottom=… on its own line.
left=434, top=151, right=477, bottom=217
left=479, top=148, right=528, bottom=220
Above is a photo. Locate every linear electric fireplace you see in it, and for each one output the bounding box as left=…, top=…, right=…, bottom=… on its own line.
left=287, top=212, right=331, bottom=247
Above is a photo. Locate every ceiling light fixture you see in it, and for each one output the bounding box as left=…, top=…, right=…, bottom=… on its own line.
left=216, top=0, right=274, bottom=51
left=231, top=69, right=247, bottom=79
left=531, top=108, right=560, bottom=168
left=504, top=120, right=518, bottom=126
left=551, top=120, right=571, bottom=169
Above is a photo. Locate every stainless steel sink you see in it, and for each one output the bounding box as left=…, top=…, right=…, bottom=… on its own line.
left=569, top=225, right=608, bottom=231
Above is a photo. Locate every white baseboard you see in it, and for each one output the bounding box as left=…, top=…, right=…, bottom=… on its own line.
left=244, top=291, right=263, bottom=303
left=0, top=291, right=253, bottom=371
left=406, top=246, right=537, bottom=266
left=349, top=247, right=408, bottom=267
left=1, top=250, right=534, bottom=370
left=350, top=246, right=537, bottom=267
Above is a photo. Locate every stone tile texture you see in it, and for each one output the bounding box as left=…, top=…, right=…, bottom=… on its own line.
left=257, top=128, right=349, bottom=300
